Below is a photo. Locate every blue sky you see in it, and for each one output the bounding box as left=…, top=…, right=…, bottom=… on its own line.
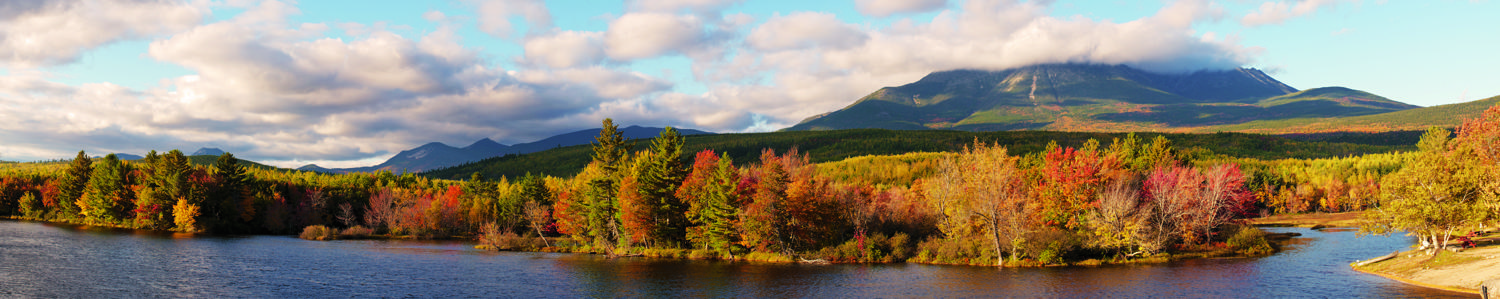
left=1, top=0, right=1496, bottom=167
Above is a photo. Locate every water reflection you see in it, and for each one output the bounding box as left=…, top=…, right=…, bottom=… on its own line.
left=0, top=221, right=1472, bottom=298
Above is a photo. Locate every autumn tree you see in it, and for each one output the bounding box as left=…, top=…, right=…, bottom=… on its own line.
left=1362, top=127, right=1490, bottom=255
left=937, top=141, right=1036, bottom=265
left=741, top=149, right=790, bottom=253
left=1451, top=104, right=1500, bottom=220
left=1084, top=177, right=1144, bottom=257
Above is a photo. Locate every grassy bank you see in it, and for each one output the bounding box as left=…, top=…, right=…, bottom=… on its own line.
left=1249, top=211, right=1364, bottom=228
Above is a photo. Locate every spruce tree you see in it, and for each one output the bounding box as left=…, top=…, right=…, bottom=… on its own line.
left=207, top=152, right=246, bottom=231
left=702, top=153, right=740, bottom=257
left=638, top=127, right=687, bottom=246
left=80, top=154, right=128, bottom=224
left=57, top=151, right=93, bottom=219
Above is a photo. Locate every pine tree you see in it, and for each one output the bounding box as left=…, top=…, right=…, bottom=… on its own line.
left=80, top=154, right=129, bottom=224
left=206, top=152, right=247, bottom=231
left=701, top=153, right=740, bottom=257
left=57, top=151, right=93, bottom=219
left=637, top=127, right=687, bottom=247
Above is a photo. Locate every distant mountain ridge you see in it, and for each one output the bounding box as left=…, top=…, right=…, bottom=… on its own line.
left=191, top=148, right=226, bottom=156
left=302, top=126, right=712, bottom=174
left=787, top=63, right=1415, bottom=132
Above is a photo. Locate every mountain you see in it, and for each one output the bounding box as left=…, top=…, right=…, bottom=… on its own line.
left=1200, top=94, right=1500, bottom=133
left=508, top=125, right=713, bottom=154
left=786, top=64, right=1415, bottom=132
left=307, top=126, right=711, bottom=174
left=191, top=148, right=226, bottom=156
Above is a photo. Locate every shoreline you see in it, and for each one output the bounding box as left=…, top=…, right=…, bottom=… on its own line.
left=1348, top=230, right=1500, bottom=295
left=1350, top=262, right=1479, bottom=295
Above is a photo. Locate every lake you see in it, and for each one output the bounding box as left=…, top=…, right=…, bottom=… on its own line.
left=0, top=220, right=1470, bottom=298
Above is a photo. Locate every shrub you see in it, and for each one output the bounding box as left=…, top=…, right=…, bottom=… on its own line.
left=1025, top=228, right=1081, bottom=265
left=1226, top=226, right=1273, bottom=256
left=340, top=226, right=374, bottom=238
left=300, top=225, right=338, bottom=241
left=477, top=222, right=543, bottom=251
left=816, top=232, right=916, bottom=263
left=911, top=236, right=996, bottom=265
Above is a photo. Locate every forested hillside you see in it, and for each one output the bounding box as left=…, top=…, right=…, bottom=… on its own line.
left=422, top=129, right=1417, bottom=180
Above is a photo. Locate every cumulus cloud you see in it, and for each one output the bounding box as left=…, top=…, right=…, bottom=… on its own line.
left=0, top=0, right=1275, bottom=168
left=0, top=0, right=206, bottom=68
left=854, top=0, right=948, bottom=17
left=629, top=0, right=743, bottom=14
left=746, top=12, right=868, bottom=51
left=604, top=12, right=709, bottom=60
left=0, top=0, right=700, bottom=167
left=467, top=0, right=552, bottom=38
left=1241, top=0, right=1347, bottom=27
left=522, top=30, right=605, bottom=68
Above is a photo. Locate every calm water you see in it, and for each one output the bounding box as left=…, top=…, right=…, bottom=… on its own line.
left=0, top=220, right=1470, bottom=298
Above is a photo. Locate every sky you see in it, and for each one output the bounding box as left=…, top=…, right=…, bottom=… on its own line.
left=1, top=0, right=1496, bottom=168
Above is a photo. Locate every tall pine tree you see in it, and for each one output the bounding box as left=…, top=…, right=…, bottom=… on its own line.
left=57, top=151, right=93, bottom=219
left=80, top=154, right=130, bottom=224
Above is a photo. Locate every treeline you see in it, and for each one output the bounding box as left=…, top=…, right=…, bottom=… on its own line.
left=425, top=128, right=1416, bottom=180
left=4, top=105, right=1497, bottom=265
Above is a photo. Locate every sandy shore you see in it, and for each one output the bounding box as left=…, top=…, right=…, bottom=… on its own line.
left=1352, top=238, right=1500, bottom=294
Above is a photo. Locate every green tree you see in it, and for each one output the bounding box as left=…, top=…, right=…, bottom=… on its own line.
left=699, top=153, right=740, bottom=257
left=206, top=152, right=247, bottom=231
left=634, top=127, right=688, bottom=246
left=585, top=118, right=629, bottom=250
left=80, top=154, right=130, bottom=224
left=57, top=151, right=93, bottom=219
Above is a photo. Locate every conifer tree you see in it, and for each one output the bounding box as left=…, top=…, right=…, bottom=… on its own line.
left=80, top=154, right=129, bottom=224
left=57, top=151, right=93, bottom=219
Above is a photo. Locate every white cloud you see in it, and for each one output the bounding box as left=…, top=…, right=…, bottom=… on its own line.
left=0, top=0, right=1278, bottom=167
left=630, top=0, right=743, bottom=14
left=746, top=12, right=868, bottom=51
left=467, top=0, right=552, bottom=38
left=854, top=0, right=947, bottom=17
left=522, top=30, right=605, bottom=68
left=604, top=12, right=707, bottom=60
left=1241, top=0, right=1348, bottom=27
left=0, top=0, right=697, bottom=166
left=0, top=0, right=207, bottom=68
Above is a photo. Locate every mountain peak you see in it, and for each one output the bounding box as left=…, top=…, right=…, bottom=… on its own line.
left=788, top=63, right=1405, bottom=132
left=191, top=147, right=225, bottom=156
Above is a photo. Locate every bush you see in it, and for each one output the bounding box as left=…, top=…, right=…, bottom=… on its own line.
left=1226, top=226, right=1273, bottom=256
left=815, top=232, right=915, bottom=263
left=300, top=225, right=338, bottom=241
left=340, top=226, right=374, bottom=238
left=477, top=222, right=544, bottom=251
left=911, top=236, right=997, bottom=265
left=1025, top=228, right=1081, bottom=265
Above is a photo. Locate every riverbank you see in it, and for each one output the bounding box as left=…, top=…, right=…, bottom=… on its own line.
left=1249, top=211, right=1364, bottom=228
left=1351, top=230, right=1500, bottom=294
